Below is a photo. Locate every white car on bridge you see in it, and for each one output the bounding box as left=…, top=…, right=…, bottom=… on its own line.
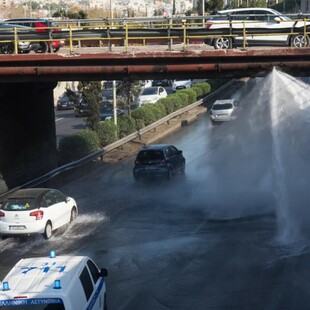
left=204, top=8, right=310, bottom=49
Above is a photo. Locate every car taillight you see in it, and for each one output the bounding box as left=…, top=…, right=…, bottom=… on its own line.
left=0, top=211, right=5, bottom=217
left=30, top=210, right=44, bottom=220
left=205, top=22, right=213, bottom=29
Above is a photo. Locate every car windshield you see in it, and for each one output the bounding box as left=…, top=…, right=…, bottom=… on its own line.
left=212, top=103, right=233, bottom=110
left=137, top=150, right=164, bottom=161
left=1, top=198, right=36, bottom=211
left=100, top=105, right=113, bottom=113
left=141, top=88, right=157, bottom=95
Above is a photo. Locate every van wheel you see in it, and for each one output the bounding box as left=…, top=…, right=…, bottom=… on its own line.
left=70, top=208, right=77, bottom=222
left=43, top=222, right=52, bottom=239
left=213, top=37, right=232, bottom=49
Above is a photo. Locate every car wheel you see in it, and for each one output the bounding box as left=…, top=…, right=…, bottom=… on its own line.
left=166, top=168, right=173, bottom=180
left=34, top=42, right=48, bottom=53
left=43, top=222, right=52, bottom=239
left=181, top=161, right=186, bottom=175
left=213, top=37, right=232, bottom=49
left=70, top=208, right=77, bottom=222
left=291, top=34, right=310, bottom=48
left=0, top=43, right=14, bottom=54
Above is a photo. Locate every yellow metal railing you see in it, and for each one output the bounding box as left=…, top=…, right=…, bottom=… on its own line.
left=1, top=17, right=310, bottom=54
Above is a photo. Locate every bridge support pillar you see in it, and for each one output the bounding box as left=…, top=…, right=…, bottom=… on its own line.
left=0, top=82, right=57, bottom=194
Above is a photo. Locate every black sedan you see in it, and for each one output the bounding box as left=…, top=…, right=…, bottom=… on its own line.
left=133, top=144, right=185, bottom=181
left=100, top=105, right=124, bottom=121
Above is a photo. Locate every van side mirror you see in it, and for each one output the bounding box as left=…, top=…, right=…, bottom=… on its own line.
left=100, top=268, right=108, bottom=277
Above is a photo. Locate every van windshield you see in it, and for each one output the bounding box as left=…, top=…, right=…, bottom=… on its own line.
left=0, top=299, right=65, bottom=309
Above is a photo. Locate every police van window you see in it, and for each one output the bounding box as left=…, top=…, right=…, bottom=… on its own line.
left=80, top=266, right=94, bottom=301
left=87, top=259, right=100, bottom=284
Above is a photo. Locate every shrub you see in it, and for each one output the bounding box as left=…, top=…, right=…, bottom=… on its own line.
left=199, top=82, right=211, bottom=95
left=131, top=105, right=156, bottom=126
left=144, top=104, right=165, bottom=120
left=58, top=129, right=100, bottom=165
left=117, top=115, right=137, bottom=138
left=192, top=85, right=203, bottom=98
left=155, top=102, right=167, bottom=118
left=96, top=121, right=119, bottom=147
left=167, top=94, right=183, bottom=110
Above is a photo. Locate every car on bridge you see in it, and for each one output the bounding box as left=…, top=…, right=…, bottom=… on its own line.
left=0, top=22, right=42, bottom=54
left=5, top=18, right=64, bottom=53
left=204, top=8, right=310, bottom=49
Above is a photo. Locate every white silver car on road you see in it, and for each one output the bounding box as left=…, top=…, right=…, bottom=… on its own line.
left=0, top=188, right=78, bottom=239
left=136, top=86, right=168, bottom=106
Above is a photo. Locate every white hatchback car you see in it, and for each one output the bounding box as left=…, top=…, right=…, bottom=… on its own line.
left=172, top=79, right=192, bottom=92
left=136, top=86, right=167, bottom=106
left=204, top=8, right=310, bottom=49
left=0, top=188, right=78, bottom=239
left=0, top=251, right=108, bottom=310
left=209, top=99, right=239, bottom=123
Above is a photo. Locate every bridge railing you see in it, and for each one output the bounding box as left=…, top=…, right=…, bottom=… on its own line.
left=1, top=14, right=310, bottom=54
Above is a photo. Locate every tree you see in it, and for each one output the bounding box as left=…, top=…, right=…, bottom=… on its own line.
left=116, top=80, right=144, bottom=116
left=78, top=81, right=102, bottom=130
left=196, top=0, right=224, bottom=14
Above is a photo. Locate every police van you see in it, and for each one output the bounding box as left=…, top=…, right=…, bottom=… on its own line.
left=0, top=251, right=108, bottom=309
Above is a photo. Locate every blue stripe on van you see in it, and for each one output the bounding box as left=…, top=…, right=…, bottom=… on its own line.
left=0, top=298, right=63, bottom=306
left=86, top=278, right=105, bottom=310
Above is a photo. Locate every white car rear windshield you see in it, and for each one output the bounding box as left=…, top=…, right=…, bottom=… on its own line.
left=212, top=103, right=233, bottom=110
left=1, top=198, right=37, bottom=211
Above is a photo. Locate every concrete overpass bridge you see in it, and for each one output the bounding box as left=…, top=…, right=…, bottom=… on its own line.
left=0, top=46, right=310, bottom=193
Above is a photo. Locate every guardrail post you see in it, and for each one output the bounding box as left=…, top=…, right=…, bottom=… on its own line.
left=107, top=20, right=112, bottom=52
left=182, top=19, right=187, bottom=49
left=69, top=26, right=73, bottom=53
left=304, top=18, right=307, bottom=47
left=77, top=21, right=81, bottom=48
left=125, top=23, right=129, bottom=53
left=242, top=21, right=246, bottom=50
left=13, top=27, right=18, bottom=55
left=168, top=18, right=172, bottom=51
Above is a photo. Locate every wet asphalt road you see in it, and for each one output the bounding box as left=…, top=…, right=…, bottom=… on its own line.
left=1, top=74, right=310, bottom=309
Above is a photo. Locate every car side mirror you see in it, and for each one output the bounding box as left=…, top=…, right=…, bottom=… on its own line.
left=66, top=197, right=70, bottom=203
left=274, top=17, right=281, bottom=23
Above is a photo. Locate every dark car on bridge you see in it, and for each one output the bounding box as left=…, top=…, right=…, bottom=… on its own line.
left=133, top=144, right=185, bottom=181
left=5, top=18, right=64, bottom=53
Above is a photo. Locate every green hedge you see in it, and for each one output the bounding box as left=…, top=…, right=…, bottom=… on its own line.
left=58, top=129, right=100, bottom=165
left=117, top=115, right=136, bottom=138
left=96, top=120, right=119, bottom=147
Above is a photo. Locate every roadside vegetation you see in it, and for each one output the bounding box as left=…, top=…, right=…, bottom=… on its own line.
left=57, top=79, right=229, bottom=165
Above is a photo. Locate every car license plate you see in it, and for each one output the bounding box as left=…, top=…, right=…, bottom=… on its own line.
left=145, top=166, right=156, bottom=170
left=9, top=225, right=26, bottom=231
